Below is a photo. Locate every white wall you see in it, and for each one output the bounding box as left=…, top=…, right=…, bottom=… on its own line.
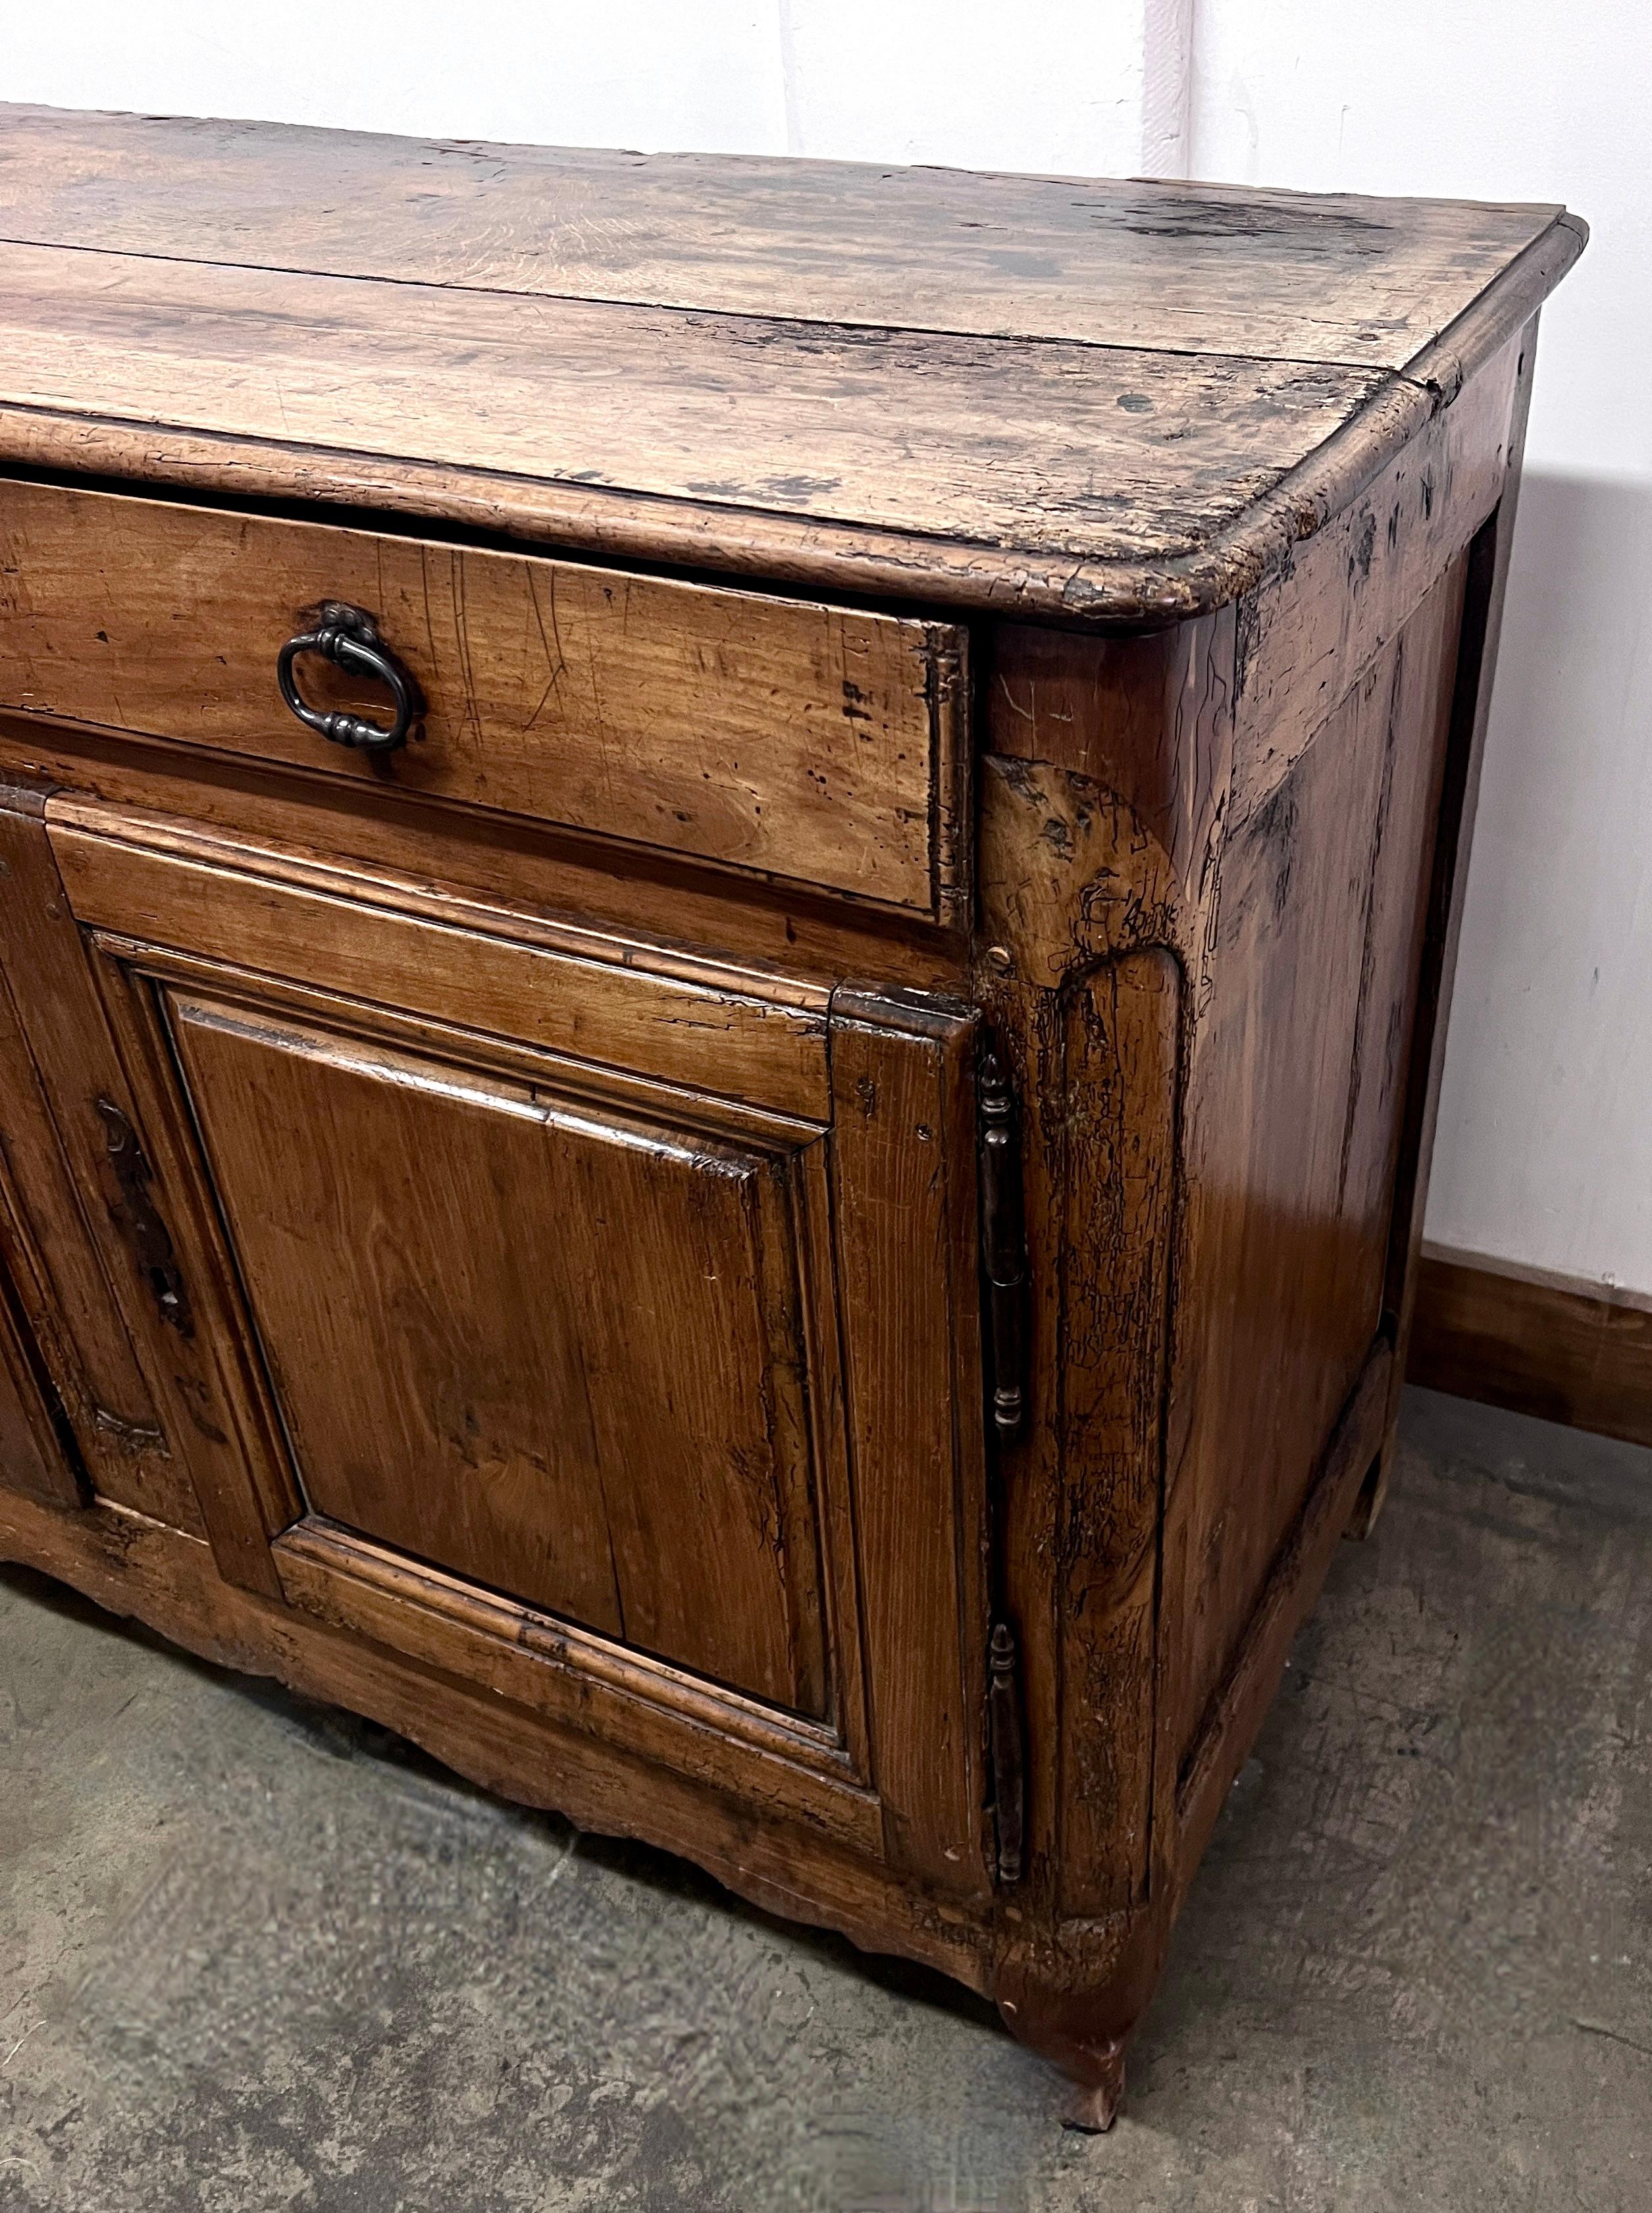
left=5, top=3, right=1645, bottom=1292
left=1, top=3, right=1187, bottom=175
left=1189, top=3, right=1652, bottom=1295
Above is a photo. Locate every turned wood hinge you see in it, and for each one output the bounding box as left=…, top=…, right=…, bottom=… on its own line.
left=977, top=1051, right=1027, bottom=1440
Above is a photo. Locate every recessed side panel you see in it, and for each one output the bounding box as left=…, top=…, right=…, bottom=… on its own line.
left=1166, top=555, right=1470, bottom=1775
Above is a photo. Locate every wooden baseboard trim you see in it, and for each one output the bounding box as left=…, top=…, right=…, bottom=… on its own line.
left=1408, top=1243, right=1652, bottom=1450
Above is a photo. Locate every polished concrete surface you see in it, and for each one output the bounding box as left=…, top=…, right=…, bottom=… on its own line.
left=1, top=1386, right=1649, bottom=2211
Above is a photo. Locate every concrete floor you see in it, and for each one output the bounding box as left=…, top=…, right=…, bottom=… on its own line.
left=1, top=1386, right=1648, bottom=2212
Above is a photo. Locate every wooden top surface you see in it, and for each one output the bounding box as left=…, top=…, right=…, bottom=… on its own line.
left=0, top=105, right=1585, bottom=623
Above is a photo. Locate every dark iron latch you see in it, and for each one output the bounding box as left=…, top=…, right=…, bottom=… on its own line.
left=978, top=1051, right=1027, bottom=1439
left=988, top=1619, right=1025, bottom=1885
left=95, top=1098, right=194, bottom=1337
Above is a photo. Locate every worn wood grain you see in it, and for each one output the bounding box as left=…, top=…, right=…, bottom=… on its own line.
left=0, top=1253, right=76, bottom=1507
left=0, top=710, right=968, bottom=1002
left=1054, top=952, right=1179, bottom=1918
left=1161, top=560, right=1466, bottom=1777
left=1232, top=326, right=1524, bottom=823
left=0, top=102, right=1582, bottom=625
left=48, top=800, right=832, bottom=1120
left=0, top=123, right=1584, bottom=2129
left=971, top=602, right=1235, bottom=1939
left=74, top=938, right=305, bottom=1598
left=1174, top=1340, right=1391, bottom=1868
left=0, top=480, right=965, bottom=916
left=1353, top=326, right=1543, bottom=1536
left=985, top=604, right=1237, bottom=989
left=167, top=988, right=835, bottom=1713
left=269, top=1519, right=876, bottom=1848
left=32, top=804, right=991, bottom=1875
left=828, top=986, right=990, bottom=1896
left=0, top=243, right=1391, bottom=576
left=0, top=1483, right=990, bottom=1992
left=0, top=778, right=207, bottom=1530
left=0, top=104, right=1568, bottom=370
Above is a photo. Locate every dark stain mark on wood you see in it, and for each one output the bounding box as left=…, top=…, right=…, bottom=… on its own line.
left=94, top=1098, right=194, bottom=1338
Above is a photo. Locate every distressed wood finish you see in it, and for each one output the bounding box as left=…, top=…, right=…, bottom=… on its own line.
left=0, top=1255, right=76, bottom=1508
left=164, top=991, right=836, bottom=1713
left=0, top=105, right=1567, bottom=367
left=0, top=778, right=211, bottom=1532
left=0, top=109, right=1581, bottom=2130
left=0, top=481, right=967, bottom=916
left=0, top=104, right=1582, bottom=620
left=25, top=794, right=985, bottom=1863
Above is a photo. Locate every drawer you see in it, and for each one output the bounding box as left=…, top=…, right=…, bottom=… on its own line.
left=0, top=481, right=968, bottom=916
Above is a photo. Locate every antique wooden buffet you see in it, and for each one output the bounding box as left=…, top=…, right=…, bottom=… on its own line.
left=0, top=106, right=1582, bottom=2125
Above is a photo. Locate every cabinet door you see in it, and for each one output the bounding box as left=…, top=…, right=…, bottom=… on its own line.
left=43, top=799, right=991, bottom=1888
left=0, top=1261, right=78, bottom=1508
left=0, top=777, right=201, bottom=1529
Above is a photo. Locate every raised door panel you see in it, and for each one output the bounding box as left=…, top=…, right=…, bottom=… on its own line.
left=163, top=989, right=829, bottom=1714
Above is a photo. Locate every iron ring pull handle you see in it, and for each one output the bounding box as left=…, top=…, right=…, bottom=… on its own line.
left=276, top=602, right=418, bottom=753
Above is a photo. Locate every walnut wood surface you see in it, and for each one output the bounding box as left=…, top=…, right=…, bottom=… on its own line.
left=271, top=1516, right=879, bottom=1843
left=1354, top=331, right=1544, bottom=1537
left=167, top=991, right=833, bottom=1712
left=827, top=986, right=990, bottom=1892
left=1175, top=1341, right=1392, bottom=1865
left=30, top=798, right=987, bottom=1877
left=0, top=481, right=966, bottom=916
left=0, top=1481, right=978, bottom=1988
left=1162, top=559, right=1465, bottom=1754
left=0, top=116, right=1584, bottom=2126
left=0, top=1256, right=74, bottom=1508
left=0, top=104, right=1583, bottom=621
left=0, top=105, right=1563, bottom=367
left=0, top=708, right=966, bottom=1003
left=49, top=800, right=833, bottom=1120
left=0, top=779, right=207, bottom=1530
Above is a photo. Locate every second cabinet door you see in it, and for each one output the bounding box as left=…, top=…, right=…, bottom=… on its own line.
left=41, top=797, right=991, bottom=1889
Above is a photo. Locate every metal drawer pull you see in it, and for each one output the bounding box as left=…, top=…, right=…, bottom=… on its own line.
left=276, top=601, right=419, bottom=752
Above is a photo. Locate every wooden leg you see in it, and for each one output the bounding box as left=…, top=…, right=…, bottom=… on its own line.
left=1058, top=2043, right=1127, bottom=2133
left=996, top=1985, right=1133, bottom=2131
left=1341, top=1445, right=1387, bottom=1543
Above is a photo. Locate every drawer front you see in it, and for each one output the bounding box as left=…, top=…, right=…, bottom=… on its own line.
left=0, top=481, right=968, bottom=916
